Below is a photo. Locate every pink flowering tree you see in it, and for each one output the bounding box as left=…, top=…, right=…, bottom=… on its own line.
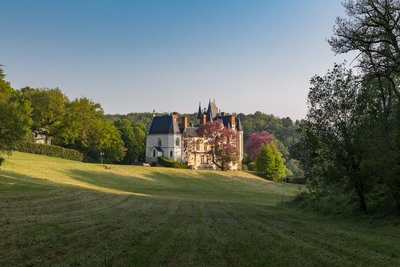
left=199, top=121, right=239, bottom=170
left=244, top=130, right=273, bottom=161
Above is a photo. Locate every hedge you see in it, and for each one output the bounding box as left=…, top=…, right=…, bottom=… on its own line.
left=157, top=156, right=188, bottom=169
left=15, top=142, right=83, bottom=162
left=285, top=176, right=307, bottom=184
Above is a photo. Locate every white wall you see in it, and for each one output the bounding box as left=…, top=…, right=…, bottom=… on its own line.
left=146, top=134, right=182, bottom=162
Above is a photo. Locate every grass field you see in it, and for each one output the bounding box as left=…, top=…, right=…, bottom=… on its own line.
left=1, top=152, right=399, bottom=266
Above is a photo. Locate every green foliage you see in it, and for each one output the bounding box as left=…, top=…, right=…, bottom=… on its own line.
left=294, top=63, right=371, bottom=212
left=15, top=141, right=83, bottom=161
left=294, top=0, right=400, bottom=215
left=21, top=87, right=67, bottom=141
left=238, top=112, right=299, bottom=149
left=60, top=98, right=126, bottom=163
left=0, top=156, right=4, bottom=167
left=0, top=67, right=32, bottom=156
left=248, top=161, right=256, bottom=171
left=285, top=176, right=306, bottom=184
left=158, top=156, right=188, bottom=169
left=114, top=119, right=146, bottom=164
left=293, top=185, right=358, bottom=215
left=255, top=143, right=289, bottom=181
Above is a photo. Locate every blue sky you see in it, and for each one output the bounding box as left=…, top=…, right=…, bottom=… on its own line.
left=0, top=0, right=353, bottom=119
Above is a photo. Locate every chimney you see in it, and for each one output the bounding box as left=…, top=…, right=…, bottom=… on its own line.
left=202, top=114, right=206, bottom=125
left=172, top=112, right=179, bottom=122
left=230, top=115, right=235, bottom=128
left=181, top=116, right=188, bottom=129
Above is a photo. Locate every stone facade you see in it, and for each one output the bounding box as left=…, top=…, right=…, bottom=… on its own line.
left=145, top=101, right=243, bottom=170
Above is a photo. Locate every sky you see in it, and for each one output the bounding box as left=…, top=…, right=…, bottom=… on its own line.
left=0, top=0, right=355, bottom=119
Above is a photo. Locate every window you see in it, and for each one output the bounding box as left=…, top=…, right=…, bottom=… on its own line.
left=196, top=142, right=200, bottom=151
left=153, top=150, right=156, bottom=157
left=204, top=143, right=208, bottom=151
left=184, top=140, right=187, bottom=149
left=201, top=155, right=205, bottom=164
left=170, top=151, right=173, bottom=158
left=176, top=137, right=180, bottom=146
left=158, top=138, right=162, bottom=146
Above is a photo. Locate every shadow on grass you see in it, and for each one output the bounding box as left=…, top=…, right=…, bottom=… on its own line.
left=64, top=168, right=297, bottom=205
left=0, top=169, right=150, bottom=197
left=1, top=166, right=298, bottom=206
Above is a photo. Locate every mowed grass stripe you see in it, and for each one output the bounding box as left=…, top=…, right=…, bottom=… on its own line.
left=0, top=152, right=399, bottom=266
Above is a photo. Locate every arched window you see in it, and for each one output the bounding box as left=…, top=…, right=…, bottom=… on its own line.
left=170, top=151, right=173, bottom=158
left=158, top=138, right=162, bottom=146
left=176, top=137, right=180, bottom=146
left=153, top=149, right=156, bottom=157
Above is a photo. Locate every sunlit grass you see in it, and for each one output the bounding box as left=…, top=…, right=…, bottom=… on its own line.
left=0, top=152, right=399, bottom=266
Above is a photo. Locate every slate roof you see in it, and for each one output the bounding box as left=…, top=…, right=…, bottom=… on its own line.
left=206, top=100, right=218, bottom=121
left=185, top=127, right=199, bottom=137
left=154, top=146, right=163, bottom=152
left=217, top=115, right=233, bottom=128
left=216, top=115, right=243, bottom=131
left=148, top=115, right=181, bottom=135
left=197, top=103, right=202, bottom=119
left=236, top=116, right=243, bottom=131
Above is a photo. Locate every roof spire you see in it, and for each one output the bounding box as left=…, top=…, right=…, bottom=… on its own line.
left=197, top=102, right=202, bottom=119
left=236, top=115, right=243, bottom=131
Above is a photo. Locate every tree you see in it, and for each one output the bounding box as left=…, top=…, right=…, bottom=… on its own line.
left=61, top=98, right=125, bottom=162
left=329, top=0, right=400, bottom=212
left=0, top=66, right=31, bottom=165
left=244, top=130, right=273, bottom=161
left=21, top=87, right=67, bottom=143
left=295, top=63, right=370, bottom=212
left=329, top=0, right=400, bottom=98
left=199, top=121, right=238, bottom=170
left=131, top=124, right=146, bottom=162
left=114, top=119, right=146, bottom=164
left=256, top=143, right=289, bottom=181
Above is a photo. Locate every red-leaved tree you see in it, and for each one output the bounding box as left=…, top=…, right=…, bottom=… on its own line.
left=244, top=130, right=273, bottom=161
left=199, top=121, right=238, bottom=170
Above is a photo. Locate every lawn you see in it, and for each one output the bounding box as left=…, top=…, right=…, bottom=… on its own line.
left=1, top=152, right=399, bottom=266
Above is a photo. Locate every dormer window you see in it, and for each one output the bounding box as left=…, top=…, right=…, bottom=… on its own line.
left=158, top=138, right=162, bottom=146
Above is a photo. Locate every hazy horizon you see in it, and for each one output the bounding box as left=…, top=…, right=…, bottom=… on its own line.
left=1, top=0, right=355, bottom=119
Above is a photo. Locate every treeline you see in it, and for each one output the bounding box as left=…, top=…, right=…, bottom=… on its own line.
left=107, top=111, right=300, bottom=150
left=107, top=111, right=302, bottom=177
left=0, top=70, right=146, bottom=164
left=293, top=0, right=400, bottom=215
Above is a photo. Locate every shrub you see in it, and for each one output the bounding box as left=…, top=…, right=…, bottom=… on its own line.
left=0, top=156, right=4, bottom=167
left=248, top=162, right=256, bottom=171
left=15, top=142, right=83, bottom=161
left=150, top=162, right=157, bottom=167
left=157, top=156, right=187, bottom=169
left=285, top=176, right=306, bottom=184
left=256, top=143, right=288, bottom=181
left=242, top=164, right=248, bottom=171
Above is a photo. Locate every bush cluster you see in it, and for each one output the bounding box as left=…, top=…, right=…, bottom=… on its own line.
left=16, top=142, right=83, bottom=162
left=157, top=156, right=187, bottom=169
